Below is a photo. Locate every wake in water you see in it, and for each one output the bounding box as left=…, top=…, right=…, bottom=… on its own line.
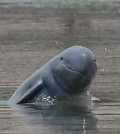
left=26, top=91, right=99, bottom=108
left=0, top=91, right=99, bottom=107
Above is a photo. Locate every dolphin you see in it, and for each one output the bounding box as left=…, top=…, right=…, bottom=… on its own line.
left=8, top=45, right=97, bottom=105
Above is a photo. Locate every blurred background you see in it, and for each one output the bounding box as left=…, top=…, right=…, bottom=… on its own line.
left=0, top=0, right=120, bottom=134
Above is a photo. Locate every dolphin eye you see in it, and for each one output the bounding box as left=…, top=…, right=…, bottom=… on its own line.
left=60, top=57, right=63, bottom=60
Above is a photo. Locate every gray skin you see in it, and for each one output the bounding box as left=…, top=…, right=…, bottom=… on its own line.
left=8, top=45, right=97, bottom=105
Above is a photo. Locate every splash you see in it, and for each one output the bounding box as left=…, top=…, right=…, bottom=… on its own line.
left=41, top=94, right=55, bottom=104
left=25, top=91, right=99, bottom=107
left=31, top=93, right=55, bottom=106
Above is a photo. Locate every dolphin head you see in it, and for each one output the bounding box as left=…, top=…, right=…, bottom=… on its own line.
left=52, top=45, right=97, bottom=94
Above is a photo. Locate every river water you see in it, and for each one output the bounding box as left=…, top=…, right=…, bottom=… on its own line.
left=0, top=0, right=120, bottom=134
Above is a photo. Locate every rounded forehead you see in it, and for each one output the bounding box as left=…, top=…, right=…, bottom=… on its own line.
left=61, top=46, right=94, bottom=58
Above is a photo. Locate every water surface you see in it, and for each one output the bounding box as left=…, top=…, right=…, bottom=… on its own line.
left=0, top=1, right=120, bottom=134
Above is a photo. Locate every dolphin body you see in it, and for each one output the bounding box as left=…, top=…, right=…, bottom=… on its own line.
left=8, top=45, right=97, bottom=105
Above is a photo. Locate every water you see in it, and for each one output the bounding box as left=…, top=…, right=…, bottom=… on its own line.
left=0, top=1, right=120, bottom=134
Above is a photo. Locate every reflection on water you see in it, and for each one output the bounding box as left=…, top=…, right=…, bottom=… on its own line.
left=2, top=103, right=97, bottom=134
left=0, top=0, right=120, bottom=134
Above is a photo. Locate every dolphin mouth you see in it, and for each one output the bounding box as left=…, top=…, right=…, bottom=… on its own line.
left=63, top=63, right=92, bottom=80
left=63, top=63, right=81, bottom=74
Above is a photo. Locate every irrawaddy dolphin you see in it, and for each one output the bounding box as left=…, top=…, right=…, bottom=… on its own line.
left=8, top=45, right=97, bottom=105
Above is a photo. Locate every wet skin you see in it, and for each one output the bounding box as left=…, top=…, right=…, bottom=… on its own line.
left=8, top=45, right=97, bottom=105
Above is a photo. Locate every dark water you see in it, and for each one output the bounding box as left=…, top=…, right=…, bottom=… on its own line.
left=0, top=0, right=120, bottom=134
